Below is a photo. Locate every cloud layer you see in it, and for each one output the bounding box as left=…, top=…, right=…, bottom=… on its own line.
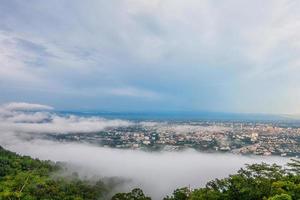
left=2, top=102, right=53, bottom=111
left=0, top=102, right=132, bottom=134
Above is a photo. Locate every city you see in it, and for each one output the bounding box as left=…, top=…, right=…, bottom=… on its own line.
left=48, top=120, right=300, bottom=157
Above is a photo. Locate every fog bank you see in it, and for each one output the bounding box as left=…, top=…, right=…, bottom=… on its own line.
left=2, top=139, right=289, bottom=200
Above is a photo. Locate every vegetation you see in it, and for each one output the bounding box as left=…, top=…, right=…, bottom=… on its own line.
left=0, top=146, right=112, bottom=200
left=111, top=188, right=151, bottom=200
left=1, top=146, right=300, bottom=200
left=162, top=160, right=300, bottom=200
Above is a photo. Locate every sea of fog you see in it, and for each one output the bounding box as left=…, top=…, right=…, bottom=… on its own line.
left=0, top=102, right=291, bottom=199
left=2, top=140, right=290, bottom=200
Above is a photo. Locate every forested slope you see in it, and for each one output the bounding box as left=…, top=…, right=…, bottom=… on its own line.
left=0, top=146, right=112, bottom=200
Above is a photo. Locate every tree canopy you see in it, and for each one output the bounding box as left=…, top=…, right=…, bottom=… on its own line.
left=0, top=146, right=111, bottom=200
left=161, top=160, right=300, bottom=200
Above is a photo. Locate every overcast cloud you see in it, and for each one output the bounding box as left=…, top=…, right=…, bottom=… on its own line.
left=1, top=0, right=300, bottom=113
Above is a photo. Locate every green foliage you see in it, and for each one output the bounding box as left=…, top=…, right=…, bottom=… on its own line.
left=164, top=188, right=190, bottom=200
left=163, top=160, right=300, bottom=200
left=111, top=188, right=151, bottom=200
left=268, top=194, right=292, bottom=200
left=0, top=146, right=110, bottom=200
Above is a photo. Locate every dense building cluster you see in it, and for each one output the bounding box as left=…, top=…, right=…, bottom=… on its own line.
left=48, top=121, right=300, bottom=157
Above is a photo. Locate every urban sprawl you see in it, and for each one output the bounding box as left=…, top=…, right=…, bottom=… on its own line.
left=49, top=121, right=300, bottom=157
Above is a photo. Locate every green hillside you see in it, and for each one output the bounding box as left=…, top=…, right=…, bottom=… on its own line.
left=0, top=146, right=113, bottom=200
left=1, top=146, right=300, bottom=200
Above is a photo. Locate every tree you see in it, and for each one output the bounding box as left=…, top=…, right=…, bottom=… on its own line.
left=169, top=161, right=300, bottom=200
left=112, top=188, right=151, bottom=200
left=164, top=187, right=190, bottom=200
left=268, top=194, right=292, bottom=200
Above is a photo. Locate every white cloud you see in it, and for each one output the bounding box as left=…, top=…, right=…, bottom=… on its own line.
left=109, top=87, right=161, bottom=99
left=5, top=112, right=50, bottom=123
left=0, top=32, right=41, bottom=84
left=0, top=116, right=132, bottom=134
left=3, top=102, right=53, bottom=111
left=0, top=102, right=132, bottom=134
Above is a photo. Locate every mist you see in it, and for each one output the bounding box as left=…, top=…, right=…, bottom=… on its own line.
left=0, top=102, right=132, bottom=134
left=1, top=138, right=289, bottom=199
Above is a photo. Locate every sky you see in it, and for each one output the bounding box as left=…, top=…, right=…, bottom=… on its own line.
left=0, top=0, right=300, bottom=114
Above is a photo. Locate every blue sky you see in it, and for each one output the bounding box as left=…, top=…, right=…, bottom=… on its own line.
left=0, top=0, right=300, bottom=114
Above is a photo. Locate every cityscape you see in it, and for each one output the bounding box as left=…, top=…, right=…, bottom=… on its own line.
left=48, top=120, right=300, bottom=157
